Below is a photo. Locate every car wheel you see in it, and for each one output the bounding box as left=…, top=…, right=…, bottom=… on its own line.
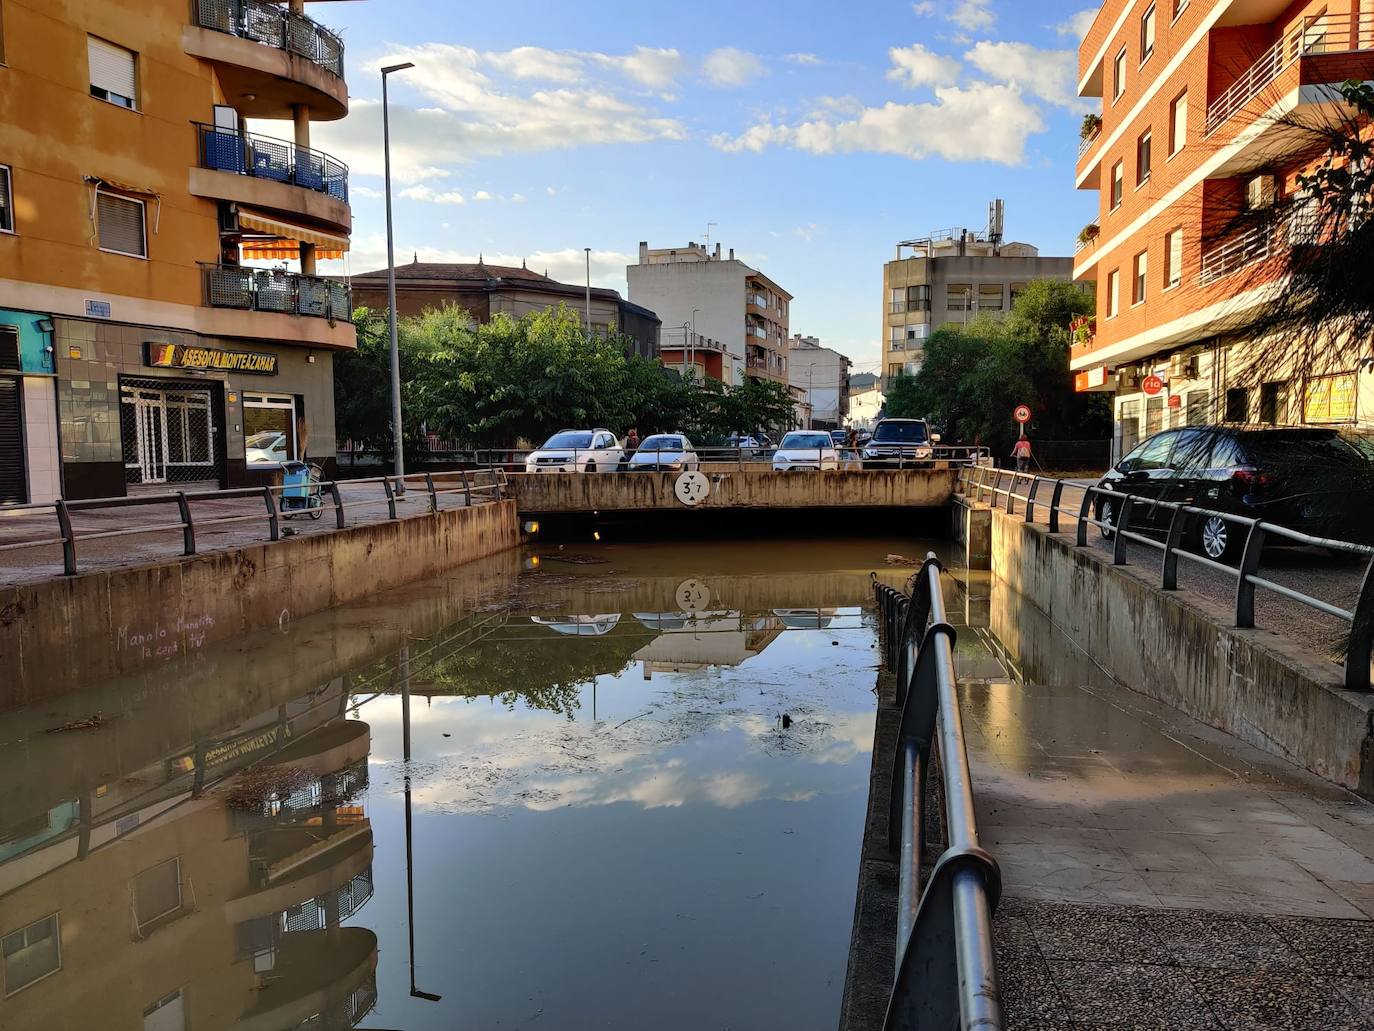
left=585, top=462, right=596, bottom=474
left=1097, top=497, right=1118, bottom=540
left=1196, top=514, right=1238, bottom=562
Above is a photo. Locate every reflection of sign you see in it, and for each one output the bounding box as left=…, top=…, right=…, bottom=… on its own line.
left=85, top=299, right=112, bottom=318
left=166, top=723, right=292, bottom=775
left=675, top=578, right=711, bottom=612
left=1142, top=374, right=1165, bottom=396
left=1013, top=404, right=1032, bottom=424
left=1305, top=374, right=1357, bottom=423
left=674, top=471, right=710, bottom=507
left=146, top=342, right=278, bottom=375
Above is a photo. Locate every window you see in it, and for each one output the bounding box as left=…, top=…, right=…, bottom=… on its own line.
left=977, top=283, right=1004, bottom=311
left=1224, top=387, right=1248, bottom=422
left=96, top=190, right=146, bottom=257
left=1113, top=46, right=1127, bottom=101
left=1169, top=90, right=1188, bottom=155
left=946, top=284, right=972, bottom=311
left=906, top=324, right=929, bottom=342
left=1111, top=161, right=1124, bottom=209
left=1173, top=0, right=1190, bottom=20
left=1119, top=400, right=1142, bottom=456
left=2, top=914, right=61, bottom=996
left=144, top=988, right=187, bottom=1031
left=1136, top=129, right=1152, bottom=185
left=889, top=287, right=904, bottom=313
left=133, top=858, right=184, bottom=932
left=1145, top=396, right=1165, bottom=435
left=1186, top=389, right=1210, bottom=425
left=243, top=394, right=298, bottom=467
left=906, top=284, right=931, bottom=311
left=0, top=1, right=6, bottom=65
left=1164, top=228, right=1183, bottom=288
left=1133, top=251, right=1148, bottom=304
left=0, top=165, right=11, bottom=234
left=1140, top=3, right=1157, bottom=62
left=1259, top=380, right=1289, bottom=425
left=1107, top=269, right=1121, bottom=317
left=88, top=36, right=137, bottom=109
left=888, top=363, right=904, bottom=379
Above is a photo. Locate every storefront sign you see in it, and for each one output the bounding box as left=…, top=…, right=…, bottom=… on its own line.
left=1142, top=374, right=1165, bottom=396
left=84, top=299, right=112, bottom=319
left=1168, top=395, right=1182, bottom=408
left=146, top=342, right=278, bottom=375
left=1304, top=373, right=1357, bottom=423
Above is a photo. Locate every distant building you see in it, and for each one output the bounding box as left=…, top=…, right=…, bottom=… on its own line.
left=787, top=335, right=853, bottom=430
left=882, top=210, right=1074, bottom=380
left=848, top=373, right=884, bottom=431
left=628, top=241, right=791, bottom=386
left=349, top=259, right=661, bottom=360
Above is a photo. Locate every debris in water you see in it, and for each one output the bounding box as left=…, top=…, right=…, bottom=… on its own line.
left=885, top=553, right=919, bottom=566
left=542, top=553, right=610, bottom=565
left=781, top=713, right=793, bottom=729
left=45, top=714, right=104, bottom=734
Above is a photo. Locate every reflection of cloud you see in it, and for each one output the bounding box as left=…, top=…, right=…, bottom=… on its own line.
left=704, top=771, right=767, bottom=808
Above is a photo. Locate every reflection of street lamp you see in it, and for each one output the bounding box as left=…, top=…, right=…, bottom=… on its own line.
left=382, top=61, right=414, bottom=490
left=400, top=644, right=443, bottom=1003
left=680, top=322, right=691, bottom=379
left=690, top=307, right=699, bottom=380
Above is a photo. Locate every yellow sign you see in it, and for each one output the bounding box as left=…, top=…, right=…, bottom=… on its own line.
left=1304, top=374, right=1357, bottom=423
left=68, top=346, right=83, bottom=360
left=145, top=342, right=278, bottom=375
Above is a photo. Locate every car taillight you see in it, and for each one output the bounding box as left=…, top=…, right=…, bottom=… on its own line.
left=1232, top=467, right=1272, bottom=490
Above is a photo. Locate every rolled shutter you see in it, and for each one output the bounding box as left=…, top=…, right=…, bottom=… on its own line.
left=88, top=37, right=137, bottom=105
left=0, top=378, right=24, bottom=505
left=0, top=166, right=10, bottom=232
left=97, top=192, right=146, bottom=256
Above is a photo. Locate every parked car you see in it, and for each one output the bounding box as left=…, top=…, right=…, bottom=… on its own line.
left=1094, top=426, right=1374, bottom=560
left=628, top=433, right=700, bottom=471
left=730, top=433, right=769, bottom=459
left=861, top=419, right=939, bottom=469
left=245, top=430, right=290, bottom=465
left=830, top=429, right=848, bottom=448
left=525, top=429, right=623, bottom=473
left=773, top=431, right=840, bottom=471
left=530, top=614, right=621, bottom=636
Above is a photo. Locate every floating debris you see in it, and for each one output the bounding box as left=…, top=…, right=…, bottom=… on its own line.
left=45, top=713, right=104, bottom=734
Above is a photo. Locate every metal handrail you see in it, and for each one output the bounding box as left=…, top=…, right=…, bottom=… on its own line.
left=956, top=465, right=1374, bottom=690
left=0, top=470, right=507, bottom=577
left=192, top=0, right=346, bottom=79
left=872, top=557, right=1002, bottom=1030
left=1199, top=218, right=1284, bottom=284
left=361, top=445, right=993, bottom=472
left=194, top=123, right=349, bottom=203
left=1078, top=123, right=1101, bottom=157
left=200, top=263, right=351, bottom=321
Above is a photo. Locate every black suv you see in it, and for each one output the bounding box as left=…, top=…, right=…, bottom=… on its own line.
left=1094, top=426, right=1374, bottom=560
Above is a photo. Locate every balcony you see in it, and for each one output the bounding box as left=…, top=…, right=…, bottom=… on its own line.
left=1199, top=219, right=1285, bottom=285
left=185, top=0, right=348, bottom=120
left=192, top=123, right=350, bottom=231
left=203, top=264, right=351, bottom=320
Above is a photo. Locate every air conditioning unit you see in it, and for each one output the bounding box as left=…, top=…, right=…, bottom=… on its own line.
left=1169, top=352, right=1199, bottom=380
left=1116, top=368, right=1142, bottom=392
left=1246, top=174, right=1277, bottom=211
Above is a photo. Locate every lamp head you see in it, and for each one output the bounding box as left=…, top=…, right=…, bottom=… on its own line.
left=382, top=62, right=415, bottom=76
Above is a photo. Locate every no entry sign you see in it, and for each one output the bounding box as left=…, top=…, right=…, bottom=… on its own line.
left=1013, top=404, right=1032, bottom=425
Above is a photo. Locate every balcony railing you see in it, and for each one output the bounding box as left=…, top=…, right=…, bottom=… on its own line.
left=196, top=123, right=348, bottom=203
left=193, top=0, right=345, bottom=79
left=746, top=323, right=767, bottom=339
left=1078, top=124, right=1101, bottom=157
left=203, top=264, right=351, bottom=320
left=1199, top=220, right=1284, bottom=285
left=1206, top=13, right=1374, bottom=136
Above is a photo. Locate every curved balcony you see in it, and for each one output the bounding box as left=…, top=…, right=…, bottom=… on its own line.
left=185, top=0, right=348, bottom=121
left=191, top=124, right=350, bottom=232
left=234, top=928, right=378, bottom=1031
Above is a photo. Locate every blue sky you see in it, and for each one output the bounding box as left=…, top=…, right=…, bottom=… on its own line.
left=291, top=0, right=1099, bottom=375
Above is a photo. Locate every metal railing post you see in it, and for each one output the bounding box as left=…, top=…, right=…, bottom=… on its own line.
left=1025, top=477, right=1039, bottom=523
left=382, top=476, right=398, bottom=520
left=1076, top=486, right=1094, bottom=546
left=176, top=491, right=196, bottom=556
left=424, top=473, right=438, bottom=513
left=1161, top=507, right=1188, bottom=590
left=1005, top=474, right=1016, bottom=514
left=1236, top=521, right=1267, bottom=627
left=262, top=487, right=280, bottom=541
left=329, top=480, right=345, bottom=528
left=1048, top=480, right=1064, bottom=533
left=1112, top=496, right=1133, bottom=565
left=460, top=468, right=472, bottom=506
left=55, top=500, right=76, bottom=575
left=1345, top=556, right=1374, bottom=691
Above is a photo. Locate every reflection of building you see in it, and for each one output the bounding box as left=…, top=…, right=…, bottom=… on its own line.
left=0, top=0, right=356, bottom=502
left=632, top=612, right=785, bottom=675
left=628, top=241, right=792, bottom=387
left=0, top=682, right=377, bottom=1029
left=787, top=335, right=853, bottom=430
left=348, top=260, right=662, bottom=360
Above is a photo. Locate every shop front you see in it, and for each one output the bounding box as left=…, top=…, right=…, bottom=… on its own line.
left=0, top=309, right=61, bottom=506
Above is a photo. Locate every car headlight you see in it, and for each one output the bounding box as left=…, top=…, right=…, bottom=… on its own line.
left=667, top=460, right=683, bottom=470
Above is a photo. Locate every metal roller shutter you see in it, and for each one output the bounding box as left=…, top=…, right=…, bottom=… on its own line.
left=0, top=377, right=25, bottom=504
left=88, top=36, right=137, bottom=108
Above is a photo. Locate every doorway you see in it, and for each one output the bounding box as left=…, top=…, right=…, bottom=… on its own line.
left=120, top=378, right=223, bottom=491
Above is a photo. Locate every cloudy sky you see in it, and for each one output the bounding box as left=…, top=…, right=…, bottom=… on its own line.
left=271, top=0, right=1098, bottom=376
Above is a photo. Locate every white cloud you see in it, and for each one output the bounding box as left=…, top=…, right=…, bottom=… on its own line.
left=1057, top=9, right=1098, bottom=39
left=511, top=193, right=527, bottom=203
left=702, top=47, right=767, bottom=88
left=911, top=1, right=935, bottom=14
left=322, top=238, right=636, bottom=293
left=546, top=186, right=557, bottom=196
left=350, top=184, right=384, bottom=199
left=711, top=83, right=1045, bottom=165
left=887, top=43, right=961, bottom=88
left=964, top=41, right=1078, bottom=107
left=485, top=45, right=585, bottom=83
left=949, top=0, right=996, bottom=31
left=784, top=52, right=822, bottom=65
left=592, top=46, right=684, bottom=89
left=472, top=190, right=497, bottom=202
left=399, top=184, right=466, bottom=204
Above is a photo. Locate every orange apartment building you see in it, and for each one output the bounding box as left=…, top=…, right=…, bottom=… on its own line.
left=1072, top=0, right=1374, bottom=458
left=0, top=0, right=356, bottom=503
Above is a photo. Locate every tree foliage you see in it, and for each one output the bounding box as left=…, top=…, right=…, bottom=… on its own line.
left=333, top=308, right=431, bottom=465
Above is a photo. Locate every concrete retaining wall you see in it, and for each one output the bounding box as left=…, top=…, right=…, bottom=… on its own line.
left=984, top=506, right=1374, bottom=794
left=0, top=499, right=521, bottom=702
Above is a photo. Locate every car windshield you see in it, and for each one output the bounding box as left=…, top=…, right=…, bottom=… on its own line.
left=543, top=431, right=594, bottom=449
left=873, top=422, right=929, bottom=443
left=781, top=433, right=832, bottom=449
left=640, top=435, right=683, bottom=450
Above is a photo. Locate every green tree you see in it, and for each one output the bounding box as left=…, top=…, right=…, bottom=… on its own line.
left=334, top=308, right=430, bottom=465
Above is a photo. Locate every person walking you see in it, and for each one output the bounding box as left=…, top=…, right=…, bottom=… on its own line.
left=620, top=428, right=639, bottom=471
left=1012, top=435, right=1032, bottom=474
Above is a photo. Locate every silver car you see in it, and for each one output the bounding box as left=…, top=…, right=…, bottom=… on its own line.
left=627, top=434, right=700, bottom=471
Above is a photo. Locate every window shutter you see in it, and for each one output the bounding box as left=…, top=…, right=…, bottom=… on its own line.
left=97, top=192, right=146, bottom=256
left=1168, top=230, right=1183, bottom=285
left=0, top=166, right=10, bottom=232
left=88, top=37, right=137, bottom=105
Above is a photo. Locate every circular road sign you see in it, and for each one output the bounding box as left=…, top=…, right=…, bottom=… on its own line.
left=1013, top=404, right=1032, bottom=425
left=675, top=578, right=712, bottom=612
left=1142, top=374, right=1165, bottom=396
left=674, top=471, right=711, bottom=507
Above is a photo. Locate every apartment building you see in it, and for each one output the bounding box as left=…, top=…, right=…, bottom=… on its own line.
left=848, top=373, right=885, bottom=430
left=881, top=222, right=1073, bottom=380
left=349, top=259, right=663, bottom=360
left=1072, top=0, right=1374, bottom=458
left=0, top=0, right=356, bottom=502
left=787, top=334, right=853, bottom=430
left=627, top=241, right=792, bottom=386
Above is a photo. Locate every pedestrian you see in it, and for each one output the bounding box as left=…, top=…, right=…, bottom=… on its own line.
left=1012, top=435, right=1032, bottom=474
left=845, top=427, right=857, bottom=452
left=621, top=427, right=639, bottom=471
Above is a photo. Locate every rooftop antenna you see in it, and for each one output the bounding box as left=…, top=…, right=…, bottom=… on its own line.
left=987, top=199, right=1005, bottom=251
left=705, top=222, right=718, bottom=252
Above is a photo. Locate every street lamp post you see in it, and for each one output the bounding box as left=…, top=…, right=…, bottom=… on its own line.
left=382, top=61, right=414, bottom=490
left=584, top=247, right=592, bottom=333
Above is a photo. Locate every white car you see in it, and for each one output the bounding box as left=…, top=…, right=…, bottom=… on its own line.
left=772, top=431, right=840, bottom=472
left=525, top=429, right=623, bottom=473
left=530, top=614, right=621, bottom=636
left=627, top=433, right=700, bottom=471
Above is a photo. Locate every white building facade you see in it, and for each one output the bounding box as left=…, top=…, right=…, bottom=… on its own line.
left=786, top=335, right=852, bottom=430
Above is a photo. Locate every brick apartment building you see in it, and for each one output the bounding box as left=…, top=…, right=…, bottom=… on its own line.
left=1072, top=0, right=1374, bottom=459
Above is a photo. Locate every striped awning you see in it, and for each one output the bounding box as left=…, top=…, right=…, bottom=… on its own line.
left=238, top=210, right=349, bottom=260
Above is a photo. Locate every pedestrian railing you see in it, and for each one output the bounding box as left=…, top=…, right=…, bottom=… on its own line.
left=202, top=264, right=351, bottom=322
left=0, top=470, right=508, bottom=577
left=195, top=122, right=349, bottom=203
left=421, top=445, right=992, bottom=472
left=872, top=558, right=1002, bottom=1031
left=192, top=0, right=346, bottom=79
left=958, top=466, right=1374, bottom=690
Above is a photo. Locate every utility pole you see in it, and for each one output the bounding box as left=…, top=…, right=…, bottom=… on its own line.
left=381, top=61, right=414, bottom=490
left=584, top=247, right=592, bottom=333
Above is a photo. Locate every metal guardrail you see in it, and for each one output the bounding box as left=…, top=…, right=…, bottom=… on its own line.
left=201, top=264, right=350, bottom=321
left=1078, top=125, right=1101, bottom=157
left=872, top=558, right=1002, bottom=1030
left=195, top=122, right=349, bottom=203
left=192, top=0, right=346, bottom=79
left=0, top=470, right=509, bottom=576
left=959, top=466, right=1374, bottom=690
left=1199, top=219, right=1284, bottom=284
left=377, top=445, right=993, bottom=472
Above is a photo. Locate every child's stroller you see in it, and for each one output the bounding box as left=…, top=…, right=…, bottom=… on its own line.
left=280, top=461, right=325, bottom=519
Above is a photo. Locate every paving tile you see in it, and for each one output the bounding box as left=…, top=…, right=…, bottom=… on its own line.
left=1329, top=976, right=1374, bottom=1020
left=1141, top=910, right=1305, bottom=971
left=1185, top=968, right=1366, bottom=1030
left=1266, top=917, right=1374, bottom=979
left=1048, top=961, right=1218, bottom=1029
left=993, top=911, right=1071, bottom=1029
left=1021, top=900, right=1173, bottom=964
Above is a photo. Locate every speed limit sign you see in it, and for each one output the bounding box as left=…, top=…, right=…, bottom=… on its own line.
left=1013, top=404, right=1032, bottom=424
